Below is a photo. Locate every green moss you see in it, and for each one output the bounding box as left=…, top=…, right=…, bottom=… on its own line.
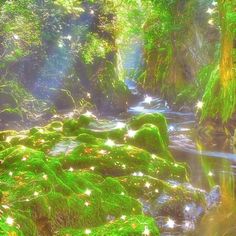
left=60, top=142, right=187, bottom=181
left=63, top=115, right=94, bottom=135
left=0, top=114, right=208, bottom=235
left=127, top=124, right=172, bottom=160
left=118, top=175, right=203, bottom=203
left=0, top=130, right=18, bottom=141
left=129, top=113, right=169, bottom=145
left=77, top=127, right=127, bottom=143
left=57, top=215, right=160, bottom=236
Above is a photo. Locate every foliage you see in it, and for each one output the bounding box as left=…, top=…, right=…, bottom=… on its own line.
left=81, top=33, right=111, bottom=64
left=200, top=65, right=236, bottom=123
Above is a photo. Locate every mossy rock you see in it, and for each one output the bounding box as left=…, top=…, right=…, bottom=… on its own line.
left=0, top=130, right=18, bottom=141
left=0, top=141, right=12, bottom=151
left=0, top=108, right=22, bottom=121
left=129, top=113, right=169, bottom=145
left=0, top=114, right=210, bottom=235
left=0, top=92, right=18, bottom=109
left=15, top=127, right=63, bottom=152
left=45, top=121, right=63, bottom=132
left=77, top=133, right=100, bottom=145
left=60, top=143, right=187, bottom=180
left=0, top=146, right=145, bottom=235
left=63, top=115, right=94, bottom=135
left=57, top=215, right=160, bottom=236
left=51, top=89, right=75, bottom=110
left=77, top=127, right=127, bottom=143
left=127, top=124, right=172, bottom=160
left=118, top=175, right=206, bottom=220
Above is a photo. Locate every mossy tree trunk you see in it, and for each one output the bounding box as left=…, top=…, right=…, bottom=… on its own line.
left=200, top=1, right=236, bottom=124
left=218, top=0, right=235, bottom=88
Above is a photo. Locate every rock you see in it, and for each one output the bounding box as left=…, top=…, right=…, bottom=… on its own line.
left=0, top=108, right=22, bottom=122
left=205, top=185, right=221, bottom=209
left=129, top=113, right=169, bottom=145
left=128, top=124, right=172, bottom=160
left=58, top=215, right=160, bottom=236
left=63, top=115, right=94, bottom=135
left=0, top=92, right=18, bottom=109
left=51, top=89, right=75, bottom=110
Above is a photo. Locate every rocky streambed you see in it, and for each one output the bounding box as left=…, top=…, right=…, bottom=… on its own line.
left=0, top=113, right=220, bottom=235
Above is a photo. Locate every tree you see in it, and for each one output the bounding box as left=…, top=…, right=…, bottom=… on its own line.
left=218, top=0, right=235, bottom=87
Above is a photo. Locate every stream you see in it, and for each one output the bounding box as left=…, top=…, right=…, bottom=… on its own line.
left=98, top=79, right=236, bottom=235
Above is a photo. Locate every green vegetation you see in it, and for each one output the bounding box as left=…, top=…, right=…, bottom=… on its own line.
left=0, top=0, right=235, bottom=235
left=0, top=113, right=209, bottom=235
left=0, top=0, right=235, bottom=125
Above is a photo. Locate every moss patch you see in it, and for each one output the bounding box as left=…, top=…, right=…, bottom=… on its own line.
left=0, top=114, right=209, bottom=235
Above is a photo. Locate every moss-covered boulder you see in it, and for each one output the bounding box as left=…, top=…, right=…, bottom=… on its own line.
left=58, top=215, right=160, bottom=236
left=60, top=143, right=187, bottom=180
left=127, top=124, right=172, bottom=160
left=129, top=113, right=169, bottom=145
left=63, top=115, right=95, bottom=135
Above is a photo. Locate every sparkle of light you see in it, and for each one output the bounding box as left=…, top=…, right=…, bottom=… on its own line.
left=85, top=189, right=92, bottom=196
left=58, top=42, right=64, bottom=48
left=208, top=171, right=214, bottom=177
left=43, top=174, right=48, bottom=180
left=13, top=34, right=19, bottom=40
left=142, top=226, right=150, bottom=236
left=144, top=96, right=153, bottom=104
left=208, top=19, right=214, bottom=26
left=66, top=35, right=72, bottom=40
left=185, top=206, right=190, bottom=212
left=206, top=8, right=214, bottom=14
left=196, top=101, right=204, bottom=109
left=6, top=216, right=14, bottom=226
left=69, top=167, right=74, bottom=172
left=98, top=150, right=107, bottom=155
left=145, top=182, right=151, bottom=189
left=105, top=139, right=115, bottom=147
left=115, top=122, right=126, bottom=129
left=168, top=125, right=175, bottom=132
left=212, top=1, right=217, bottom=6
left=84, top=111, right=93, bottom=117
left=166, top=218, right=175, bottom=228
left=127, top=130, right=136, bottom=138
left=85, top=229, right=92, bottom=235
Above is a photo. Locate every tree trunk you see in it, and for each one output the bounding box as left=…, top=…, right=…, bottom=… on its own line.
left=218, top=0, right=235, bottom=87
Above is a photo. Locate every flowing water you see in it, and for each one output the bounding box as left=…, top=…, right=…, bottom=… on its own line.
left=92, top=79, right=235, bottom=235
left=126, top=83, right=236, bottom=235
